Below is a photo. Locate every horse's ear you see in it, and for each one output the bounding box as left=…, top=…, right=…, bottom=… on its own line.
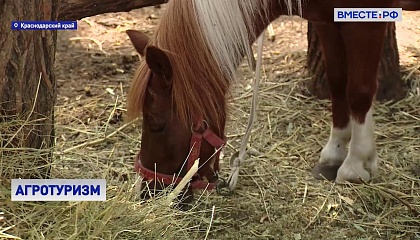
left=126, top=30, right=149, bottom=56
left=145, top=45, right=173, bottom=82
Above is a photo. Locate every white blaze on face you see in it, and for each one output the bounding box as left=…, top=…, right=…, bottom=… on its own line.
left=336, top=107, right=379, bottom=183
left=320, top=122, right=352, bottom=166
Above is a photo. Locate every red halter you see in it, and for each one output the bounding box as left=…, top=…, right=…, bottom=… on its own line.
left=134, top=117, right=227, bottom=190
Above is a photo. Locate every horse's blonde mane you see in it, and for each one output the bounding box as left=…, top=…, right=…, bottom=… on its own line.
left=127, top=0, right=300, bottom=130
left=193, top=0, right=301, bottom=82
left=193, top=0, right=271, bottom=82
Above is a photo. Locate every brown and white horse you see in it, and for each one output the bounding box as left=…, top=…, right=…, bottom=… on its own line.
left=125, top=0, right=401, bottom=203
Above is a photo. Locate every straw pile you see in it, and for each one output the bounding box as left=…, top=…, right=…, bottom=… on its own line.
left=1, top=9, right=420, bottom=240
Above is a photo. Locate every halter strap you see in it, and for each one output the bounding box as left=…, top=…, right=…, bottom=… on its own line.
left=134, top=117, right=227, bottom=190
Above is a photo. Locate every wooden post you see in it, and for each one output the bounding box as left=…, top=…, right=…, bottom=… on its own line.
left=0, top=0, right=59, bottom=178
left=58, top=0, right=167, bottom=20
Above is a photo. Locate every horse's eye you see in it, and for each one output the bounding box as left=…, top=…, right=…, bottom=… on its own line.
left=144, top=115, right=166, bottom=133
left=149, top=124, right=166, bottom=133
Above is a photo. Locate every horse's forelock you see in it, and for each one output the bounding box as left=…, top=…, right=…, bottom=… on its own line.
left=126, top=62, right=149, bottom=121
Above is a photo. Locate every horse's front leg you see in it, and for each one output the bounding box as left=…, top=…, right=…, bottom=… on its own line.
left=311, top=22, right=352, bottom=181
left=335, top=22, right=388, bottom=183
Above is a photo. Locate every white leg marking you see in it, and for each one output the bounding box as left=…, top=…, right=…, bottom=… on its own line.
left=320, top=122, right=352, bottom=166
left=336, top=107, right=379, bottom=183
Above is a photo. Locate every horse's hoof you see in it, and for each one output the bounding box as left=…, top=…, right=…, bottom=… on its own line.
left=311, top=162, right=341, bottom=181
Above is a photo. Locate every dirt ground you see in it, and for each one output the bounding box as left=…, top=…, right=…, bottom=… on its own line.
left=52, top=5, right=420, bottom=240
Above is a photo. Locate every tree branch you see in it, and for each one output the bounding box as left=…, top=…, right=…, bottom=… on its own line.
left=58, top=0, right=167, bottom=21
left=397, top=0, right=420, bottom=10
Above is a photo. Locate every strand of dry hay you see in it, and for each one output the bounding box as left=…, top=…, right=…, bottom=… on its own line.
left=165, top=159, right=199, bottom=206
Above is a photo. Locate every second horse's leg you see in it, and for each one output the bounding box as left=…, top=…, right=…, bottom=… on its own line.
left=336, top=22, right=387, bottom=183
left=311, top=22, right=351, bottom=181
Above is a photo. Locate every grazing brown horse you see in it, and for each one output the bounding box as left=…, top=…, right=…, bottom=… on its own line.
left=125, top=0, right=401, bottom=203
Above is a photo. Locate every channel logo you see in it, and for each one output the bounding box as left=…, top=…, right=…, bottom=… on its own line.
left=334, top=8, right=402, bottom=22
